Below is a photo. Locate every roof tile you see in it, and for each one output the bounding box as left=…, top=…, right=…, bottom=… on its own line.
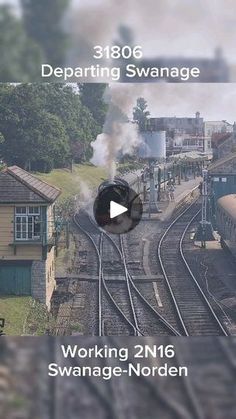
left=0, top=166, right=61, bottom=203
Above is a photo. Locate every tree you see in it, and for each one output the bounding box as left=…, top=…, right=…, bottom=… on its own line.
left=79, top=83, right=108, bottom=129
left=0, top=5, right=42, bottom=82
left=31, top=111, right=70, bottom=172
left=133, top=97, right=150, bottom=130
left=30, top=84, right=99, bottom=161
left=0, top=84, right=69, bottom=171
left=0, top=83, right=100, bottom=171
left=21, top=0, right=70, bottom=67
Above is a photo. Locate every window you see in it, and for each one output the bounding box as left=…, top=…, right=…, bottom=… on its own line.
left=28, top=206, right=40, bottom=215
left=16, top=216, right=27, bottom=240
left=15, top=206, right=41, bottom=241
left=15, top=206, right=27, bottom=214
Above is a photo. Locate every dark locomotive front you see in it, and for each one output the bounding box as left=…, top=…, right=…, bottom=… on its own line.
left=95, top=177, right=130, bottom=227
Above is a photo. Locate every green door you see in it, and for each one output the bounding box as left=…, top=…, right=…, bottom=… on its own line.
left=0, top=265, right=31, bottom=295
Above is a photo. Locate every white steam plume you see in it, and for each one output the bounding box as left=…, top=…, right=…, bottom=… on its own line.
left=90, top=85, right=141, bottom=179
left=76, top=180, right=95, bottom=215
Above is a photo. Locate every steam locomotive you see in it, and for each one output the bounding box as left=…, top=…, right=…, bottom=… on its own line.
left=98, top=177, right=129, bottom=193
left=216, top=194, right=236, bottom=258
left=94, top=177, right=142, bottom=232
left=95, top=177, right=131, bottom=228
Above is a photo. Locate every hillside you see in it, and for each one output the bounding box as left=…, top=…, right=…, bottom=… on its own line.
left=36, top=164, right=107, bottom=200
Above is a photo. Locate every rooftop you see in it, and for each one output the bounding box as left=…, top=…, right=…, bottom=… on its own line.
left=0, top=166, right=61, bottom=204
left=208, top=152, right=236, bottom=172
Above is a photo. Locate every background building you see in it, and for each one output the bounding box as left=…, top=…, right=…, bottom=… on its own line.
left=204, top=120, right=233, bottom=137
left=145, top=114, right=235, bottom=156
left=147, top=112, right=206, bottom=154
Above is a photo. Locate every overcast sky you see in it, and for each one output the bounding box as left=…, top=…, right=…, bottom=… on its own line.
left=113, top=83, right=236, bottom=124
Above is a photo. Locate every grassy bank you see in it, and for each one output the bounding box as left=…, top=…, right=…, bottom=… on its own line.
left=0, top=296, right=53, bottom=335
left=37, top=164, right=107, bottom=200
left=36, top=162, right=142, bottom=201
left=0, top=296, right=31, bottom=335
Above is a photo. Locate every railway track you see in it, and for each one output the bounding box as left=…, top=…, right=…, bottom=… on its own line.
left=55, top=192, right=229, bottom=336
left=74, top=212, right=136, bottom=336
left=158, top=200, right=229, bottom=336
left=74, top=211, right=180, bottom=336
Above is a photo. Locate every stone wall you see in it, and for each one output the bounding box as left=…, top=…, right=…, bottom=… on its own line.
left=31, top=252, right=56, bottom=309
left=45, top=247, right=56, bottom=309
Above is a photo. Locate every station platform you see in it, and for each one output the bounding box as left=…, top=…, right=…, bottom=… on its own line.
left=144, top=176, right=201, bottom=221
left=118, top=169, right=201, bottom=222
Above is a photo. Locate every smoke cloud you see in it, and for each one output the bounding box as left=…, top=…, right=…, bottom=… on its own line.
left=76, top=180, right=95, bottom=215
left=90, top=85, right=141, bottom=179
left=90, top=82, right=236, bottom=179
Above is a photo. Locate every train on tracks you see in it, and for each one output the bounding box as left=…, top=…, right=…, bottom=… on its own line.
left=95, top=177, right=131, bottom=229
left=216, top=194, right=236, bottom=259
left=98, top=177, right=129, bottom=193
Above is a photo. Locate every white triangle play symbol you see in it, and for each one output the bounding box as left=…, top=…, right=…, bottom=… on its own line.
left=110, top=201, right=128, bottom=219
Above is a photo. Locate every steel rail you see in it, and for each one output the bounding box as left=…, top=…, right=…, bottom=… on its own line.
left=180, top=211, right=229, bottom=336
left=103, top=228, right=181, bottom=336
left=74, top=214, right=139, bottom=336
left=87, top=215, right=144, bottom=335
left=158, top=195, right=229, bottom=336
left=99, top=231, right=140, bottom=336
left=157, top=200, right=199, bottom=335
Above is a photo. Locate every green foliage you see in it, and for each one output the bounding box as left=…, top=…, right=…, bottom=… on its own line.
left=30, top=84, right=99, bottom=161
left=0, top=131, right=4, bottom=144
left=0, top=84, right=100, bottom=171
left=21, top=0, right=70, bottom=67
left=0, top=296, right=31, bottom=335
left=25, top=299, right=55, bottom=335
left=79, top=83, right=108, bottom=129
left=70, top=322, right=82, bottom=333
left=118, top=161, right=142, bottom=174
left=0, top=84, right=69, bottom=171
left=37, top=164, right=107, bottom=200
left=56, top=196, right=75, bottom=220
left=133, top=97, right=150, bottom=129
left=0, top=5, right=43, bottom=82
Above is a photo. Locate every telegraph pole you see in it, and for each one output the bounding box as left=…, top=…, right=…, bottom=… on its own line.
left=201, top=169, right=208, bottom=248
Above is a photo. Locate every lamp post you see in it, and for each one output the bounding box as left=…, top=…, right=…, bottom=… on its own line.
left=184, top=156, right=188, bottom=181
left=163, top=164, right=166, bottom=190
left=157, top=166, right=161, bottom=201
left=173, top=161, right=176, bottom=184
left=178, top=160, right=181, bottom=185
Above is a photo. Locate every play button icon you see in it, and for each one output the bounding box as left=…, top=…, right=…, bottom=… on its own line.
left=93, top=179, right=143, bottom=234
left=110, top=201, right=128, bottom=219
